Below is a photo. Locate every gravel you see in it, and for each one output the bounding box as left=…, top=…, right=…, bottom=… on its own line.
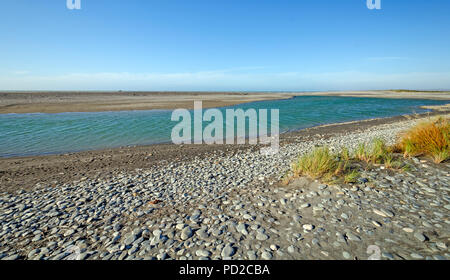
left=0, top=117, right=448, bottom=260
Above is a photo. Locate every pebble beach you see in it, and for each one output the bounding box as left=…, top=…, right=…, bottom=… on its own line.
left=1, top=113, right=449, bottom=260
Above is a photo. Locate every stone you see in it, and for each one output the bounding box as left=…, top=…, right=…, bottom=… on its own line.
left=413, top=232, right=427, bottom=242
left=261, top=251, right=272, bottom=260
left=302, top=224, right=314, bottom=231
left=196, top=250, right=211, bottom=257
left=221, top=245, right=235, bottom=258
left=256, top=232, right=269, bottom=241
left=123, top=234, right=137, bottom=246
left=181, top=227, right=193, bottom=240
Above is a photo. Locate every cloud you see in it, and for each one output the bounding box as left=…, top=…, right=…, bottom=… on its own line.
left=366, top=57, right=409, bottom=61
left=11, top=70, right=30, bottom=75
left=0, top=70, right=449, bottom=91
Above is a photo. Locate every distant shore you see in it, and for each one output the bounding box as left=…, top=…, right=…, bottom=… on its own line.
left=1, top=90, right=449, bottom=114
left=0, top=91, right=296, bottom=114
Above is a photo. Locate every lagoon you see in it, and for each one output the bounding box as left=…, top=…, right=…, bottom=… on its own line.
left=0, top=96, right=447, bottom=158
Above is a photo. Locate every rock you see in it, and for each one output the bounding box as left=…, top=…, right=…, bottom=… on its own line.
left=261, top=251, right=272, bottom=260
left=436, top=241, right=447, bottom=250
left=342, top=251, right=351, bottom=259
left=196, top=250, right=211, bottom=257
left=372, top=221, right=382, bottom=227
left=256, top=232, right=269, bottom=241
left=181, top=227, right=193, bottom=240
left=221, top=245, right=235, bottom=258
left=3, top=254, right=20, bottom=260
left=123, top=234, right=137, bottom=246
left=247, top=251, right=257, bottom=260
left=287, top=245, right=295, bottom=254
left=411, top=253, right=424, bottom=259
left=373, top=208, right=394, bottom=218
left=413, top=232, right=427, bottom=242
left=345, top=232, right=361, bottom=242
left=402, top=227, right=414, bottom=233
left=302, top=224, right=314, bottom=231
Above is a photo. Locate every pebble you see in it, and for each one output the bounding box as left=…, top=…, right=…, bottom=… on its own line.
left=256, top=232, right=269, bottom=241
left=221, top=245, right=235, bottom=258
left=181, top=227, right=193, bottom=240
left=0, top=117, right=447, bottom=261
left=302, top=224, right=314, bottom=231
left=413, top=232, right=427, bottom=242
left=261, top=251, right=273, bottom=260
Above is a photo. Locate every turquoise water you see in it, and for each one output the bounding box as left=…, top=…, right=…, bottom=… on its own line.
left=0, top=96, right=448, bottom=158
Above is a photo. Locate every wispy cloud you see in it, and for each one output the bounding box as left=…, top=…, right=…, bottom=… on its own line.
left=366, top=57, right=409, bottom=61
left=11, top=70, right=30, bottom=75
left=0, top=70, right=449, bottom=91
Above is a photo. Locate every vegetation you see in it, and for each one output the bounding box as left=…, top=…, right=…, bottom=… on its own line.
left=285, top=117, right=449, bottom=186
left=291, top=146, right=358, bottom=184
left=397, top=117, right=449, bottom=163
left=289, top=138, right=406, bottom=185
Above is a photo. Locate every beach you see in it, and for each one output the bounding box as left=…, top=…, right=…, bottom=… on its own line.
left=0, top=108, right=449, bottom=260
left=1, top=90, right=449, bottom=114
left=2, top=0, right=449, bottom=265
left=0, top=91, right=297, bottom=114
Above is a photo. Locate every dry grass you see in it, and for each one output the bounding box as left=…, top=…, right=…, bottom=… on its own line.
left=397, top=117, right=449, bottom=163
left=291, top=146, right=358, bottom=183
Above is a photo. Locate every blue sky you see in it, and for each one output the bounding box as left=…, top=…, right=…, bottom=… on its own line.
left=0, top=0, right=449, bottom=91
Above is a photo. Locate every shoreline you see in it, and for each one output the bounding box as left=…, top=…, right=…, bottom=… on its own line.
left=0, top=90, right=449, bottom=114
left=0, top=108, right=448, bottom=260
left=1, top=108, right=448, bottom=193
left=0, top=91, right=297, bottom=114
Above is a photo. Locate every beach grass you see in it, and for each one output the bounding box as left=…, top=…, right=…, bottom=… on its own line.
left=289, top=138, right=409, bottom=185
left=291, top=146, right=358, bottom=184
left=397, top=117, right=449, bottom=163
left=355, top=138, right=392, bottom=164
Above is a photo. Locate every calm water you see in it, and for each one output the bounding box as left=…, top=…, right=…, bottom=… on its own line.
left=0, top=96, right=447, bottom=158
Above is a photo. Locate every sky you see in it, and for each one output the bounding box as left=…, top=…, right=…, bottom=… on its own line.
left=0, top=0, right=449, bottom=91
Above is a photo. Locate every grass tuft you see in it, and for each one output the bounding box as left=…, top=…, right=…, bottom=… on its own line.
left=397, top=117, right=449, bottom=163
left=355, top=138, right=391, bottom=164
left=292, top=146, right=358, bottom=183
left=292, top=147, right=338, bottom=181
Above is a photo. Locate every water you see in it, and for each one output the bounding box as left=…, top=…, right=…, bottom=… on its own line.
left=0, top=96, right=447, bottom=158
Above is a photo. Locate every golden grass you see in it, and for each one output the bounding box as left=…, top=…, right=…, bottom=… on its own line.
left=397, top=117, right=449, bottom=163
